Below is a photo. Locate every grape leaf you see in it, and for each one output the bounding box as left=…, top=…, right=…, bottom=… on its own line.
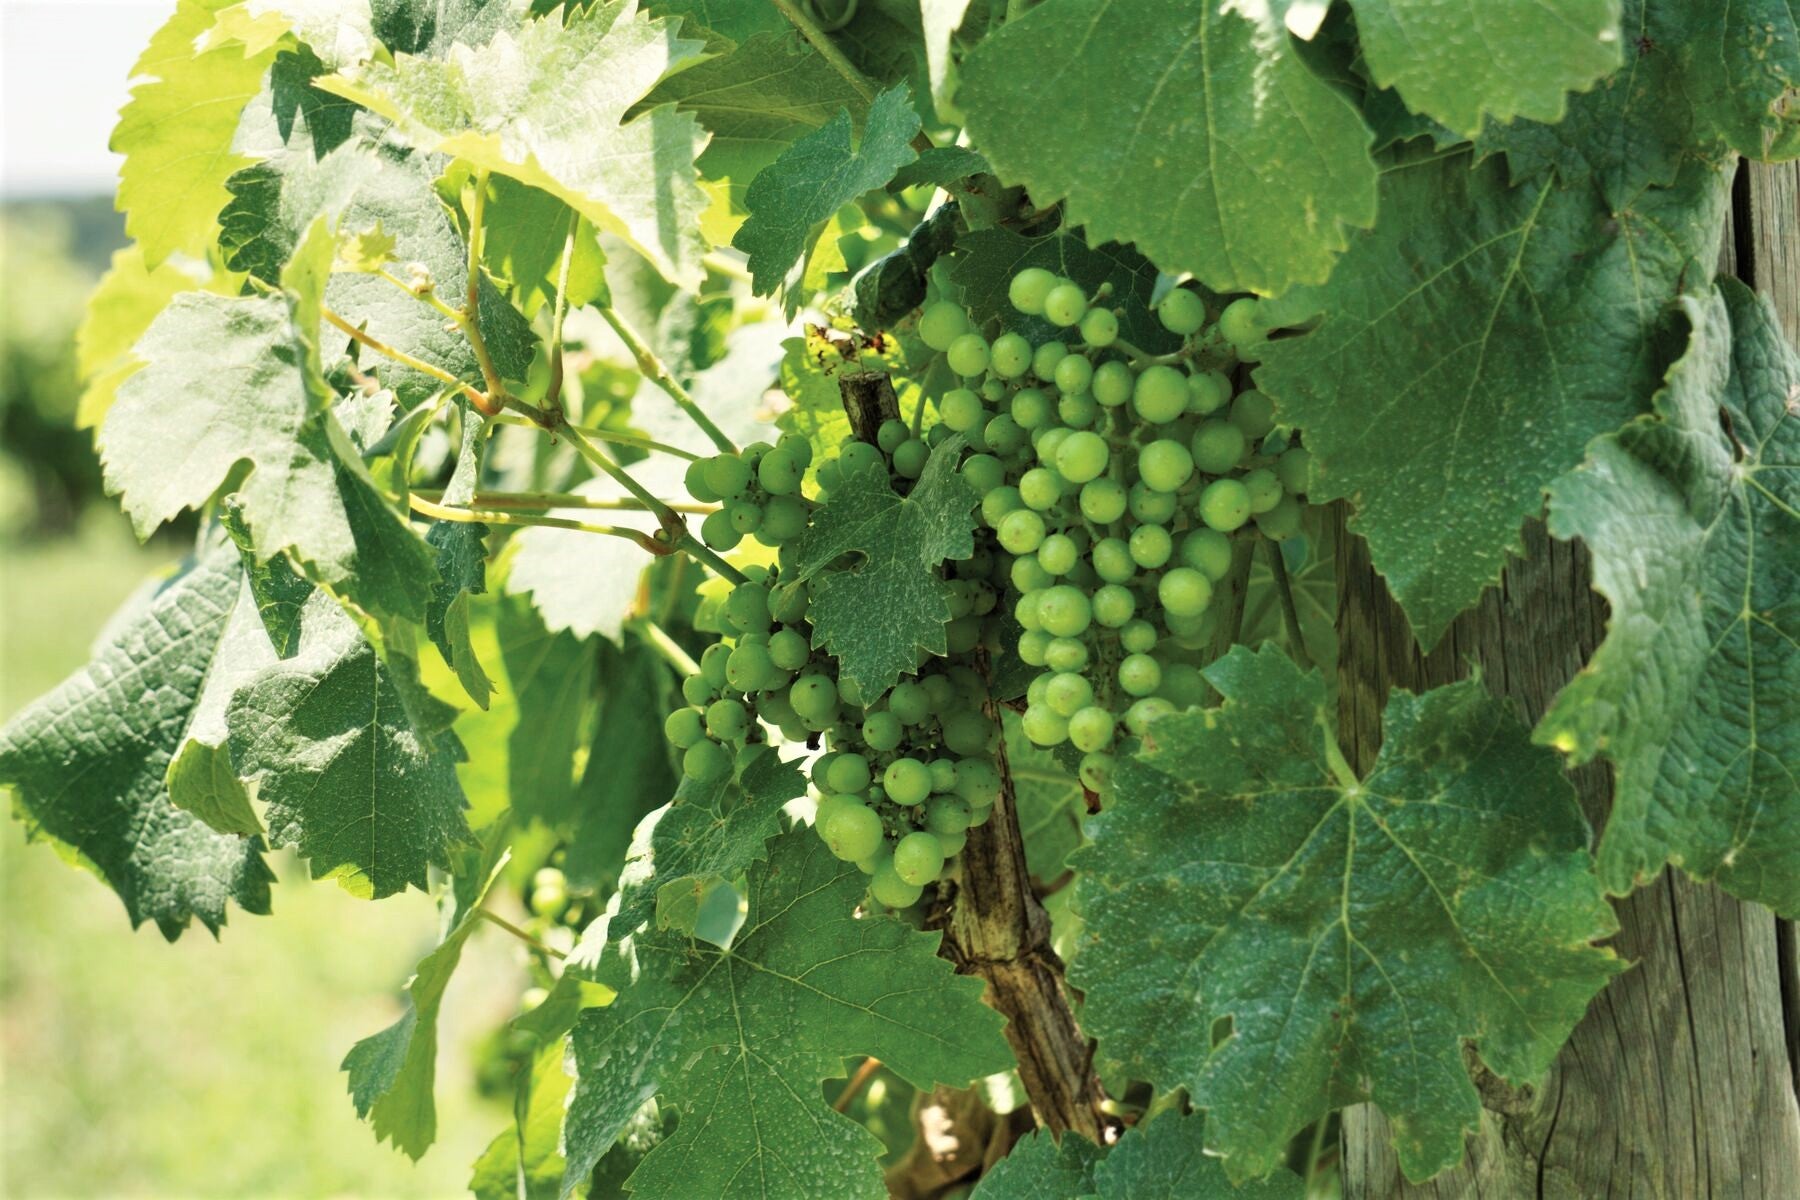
left=0, top=548, right=274, bottom=939
left=890, top=145, right=988, bottom=191
left=344, top=829, right=509, bottom=1158
left=950, top=229, right=1177, bottom=355
left=498, top=595, right=598, bottom=825
left=790, top=438, right=979, bottom=697
left=1539, top=281, right=1800, bottom=915
left=566, top=640, right=680, bottom=891
left=968, top=1128, right=1101, bottom=1199
left=1346, top=0, right=1621, bottom=137
left=457, top=173, right=610, bottom=316
left=733, top=83, right=920, bottom=295
left=470, top=1042, right=575, bottom=1200
left=1005, top=713, right=1085, bottom=884
left=973, top=1111, right=1301, bottom=1199
left=1254, top=149, right=1730, bottom=648
left=1665, top=0, right=1800, bottom=159
left=113, top=0, right=278, bottom=265
left=424, top=403, right=494, bottom=708
left=1070, top=645, right=1623, bottom=1182
left=960, top=0, right=1377, bottom=296
left=319, top=0, right=714, bottom=287
left=645, top=0, right=788, bottom=44
left=562, top=828, right=1013, bottom=1199
left=97, top=222, right=440, bottom=624
left=367, top=0, right=513, bottom=56
left=219, top=495, right=311, bottom=658
left=228, top=589, right=471, bottom=899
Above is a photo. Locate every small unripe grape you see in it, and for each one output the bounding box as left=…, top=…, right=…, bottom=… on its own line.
left=814, top=459, right=844, bottom=494
left=823, top=802, right=884, bottom=861
left=990, top=332, right=1032, bottom=378
left=888, top=681, right=932, bottom=725
left=1128, top=483, right=1178, bottom=525
left=1036, top=427, right=1072, bottom=466
left=1011, top=555, right=1054, bottom=593
left=665, top=706, right=705, bottom=748
left=1217, top=297, right=1266, bottom=357
left=1159, top=566, right=1214, bottom=616
left=947, top=333, right=991, bottom=377
left=870, top=858, right=924, bottom=907
left=1191, top=419, right=1247, bottom=475
left=1092, top=583, right=1135, bottom=627
left=982, top=412, right=1027, bottom=454
left=876, top=419, right=910, bottom=453
left=701, top=509, right=743, bottom=551
left=1091, top=537, right=1136, bottom=583
left=1118, top=653, right=1162, bottom=697
left=942, top=710, right=995, bottom=757
left=1058, top=390, right=1098, bottom=429
left=726, top=641, right=778, bottom=692
left=725, top=500, right=762, bottom=535
left=1018, top=629, right=1051, bottom=666
left=761, top=495, right=809, bottom=545
left=1043, top=282, right=1088, bottom=327
left=1045, top=671, right=1094, bottom=717
left=681, top=674, right=714, bottom=707
left=1011, top=387, right=1054, bottom=429
left=1053, top=353, right=1095, bottom=396
left=826, top=753, right=873, bottom=795
left=703, top=453, right=752, bottom=499
left=1022, top=704, right=1070, bottom=746
left=1230, top=389, right=1277, bottom=440
left=884, top=758, right=933, bottom=806
left=684, top=739, right=732, bottom=782
left=919, top=300, right=970, bottom=351
left=1069, top=707, right=1115, bottom=752
left=1009, top=267, right=1058, bottom=315
left=1187, top=369, right=1232, bottom=415
left=1044, top=637, right=1088, bottom=672
left=982, top=485, right=1024, bottom=529
left=998, top=508, right=1047, bottom=555
left=1037, top=533, right=1079, bottom=576
left=706, top=698, right=750, bottom=740
left=1133, top=365, right=1188, bottom=424
left=758, top=449, right=802, bottom=495
left=1014, top=590, right=1044, bottom=632
left=1256, top=493, right=1304, bottom=540
left=955, top=758, right=1003, bottom=806
left=1080, top=307, right=1119, bottom=347
left=926, top=796, right=973, bottom=836
left=1092, top=360, right=1134, bottom=407
left=1032, top=339, right=1069, bottom=380
left=1129, top=524, right=1173, bottom=569
left=701, top=643, right=732, bottom=688
left=1180, top=528, right=1234, bottom=581
left=685, top=459, right=720, bottom=502
left=1157, top=662, right=1209, bottom=708
left=893, top=831, right=946, bottom=885
left=886, top=437, right=922, bottom=480
left=1125, top=697, right=1176, bottom=736
left=1198, top=479, right=1252, bottom=532
left=1019, top=467, right=1063, bottom=511
left=1277, top=446, right=1315, bottom=495
left=862, top=710, right=903, bottom=751
left=1036, top=585, right=1092, bottom=638
left=1055, top=430, right=1109, bottom=484
left=1120, top=619, right=1158, bottom=654
left=789, top=672, right=839, bottom=722
left=1078, top=751, right=1115, bottom=792
left=1080, top=478, right=1128, bottom=524
left=938, top=388, right=982, bottom=433
left=1157, top=287, right=1207, bottom=335
left=1242, top=467, right=1284, bottom=513
left=959, top=454, right=1005, bottom=498
left=1138, top=439, right=1195, bottom=492
left=838, top=441, right=884, bottom=477
left=723, top=582, right=772, bottom=634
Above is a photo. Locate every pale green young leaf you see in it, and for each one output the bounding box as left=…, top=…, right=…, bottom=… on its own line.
left=1071, top=646, right=1623, bottom=1182
left=1540, top=281, right=1800, bottom=914
left=789, top=438, right=979, bottom=698
left=566, top=640, right=680, bottom=891
left=0, top=549, right=275, bottom=939
left=469, top=1042, right=576, bottom=1200
left=562, top=828, right=1013, bottom=1199
left=1254, top=151, right=1730, bottom=648
left=498, top=595, right=598, bottom=825
left=319, top=0, right=713, bottom=286
left=459, top=174, right=609, bottom=316
left=733, top=84, right=920, bottom=295
left=960, top=0, right=1377, bottom=296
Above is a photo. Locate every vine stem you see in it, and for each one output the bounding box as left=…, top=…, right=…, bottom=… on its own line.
left=769, top=0, right=936, bottom=158
left=545, top=213, right=581, bottom=412
left=597, top=305, right=737, bottom=454
left=320, top=306, right=500, bottom=415
left=632, top=618, right=702, bottom=676
left=409, top=494, right=667, bottom=553
left=1109, top=336, right=1187, bottom=369
left=410, top=488, right=716, bottom=515
left=475, top=908, right=566, bottom=960
left=490, top=407, right=702, bottom=460
left=1263, top=537, right=1315, bottom=671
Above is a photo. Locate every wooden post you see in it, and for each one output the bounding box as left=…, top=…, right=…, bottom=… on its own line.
left=1339, top=160, right=1800, bottom=1197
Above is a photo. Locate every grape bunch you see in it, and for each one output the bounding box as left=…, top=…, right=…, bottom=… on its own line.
left=682, top=432, right=815, bottom=551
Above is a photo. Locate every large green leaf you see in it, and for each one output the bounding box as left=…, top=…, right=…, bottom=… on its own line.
left=0, top=549, right=275, bottom=939
left=497, top=595, right=598, bottom=825
left=790, top=438, right=979, bottom=697
left=566, top=639, right=681, bottom=891
left=228, top=591, right=471, bottom=899
left=1540, top=281, right=1800, bottom=914
left=1070, top=646, right=1623, bottom=1182
left=972, top=1111, right=1301, bottom=1199
left=562, top=828, right=1012, bottom=1199
left=1254, top=150, right=1729, bottom=647
left=960, top=0, right=1377, bottom=296
left=320, top=0, right=713, bottom=286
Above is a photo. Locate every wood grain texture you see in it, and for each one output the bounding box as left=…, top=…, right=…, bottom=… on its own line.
left=1341, top=157, right=1800, bottom=1198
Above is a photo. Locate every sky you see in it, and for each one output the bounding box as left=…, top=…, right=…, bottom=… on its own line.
left=1, top=0, right=173, bottom=197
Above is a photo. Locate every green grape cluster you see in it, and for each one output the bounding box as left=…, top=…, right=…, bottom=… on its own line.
left=682, top=432, right=815, bottom=551
left=916, top=269, right=1312, bottom=790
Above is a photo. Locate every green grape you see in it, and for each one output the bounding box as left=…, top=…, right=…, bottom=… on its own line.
left=1157, top=287, right=1207, bottom=336
left=926, top=795, right=973, bottom=835
left=955, top=758, right=1003, bottom=806
left=823, top=802, right=884, bottom=862
left=839, top=441, right=884, bottom=476
left=1129, top=524, right=1173, bottom=568
left=1120, top=619, right=1158, bottom=654
left=1018, top=628, right=1052, bottom=666
left=761, top=688, right=801, bottom=731
left=893, top=438, right=929, bottom=480
left=946, top=614, right=981, bottom=654
left=929, top=758, right=959, bottom=793
left=893, top=831, right=946, bottom=885
left=1157, top=662, right=1208, bottom=708
left=701, top=509, right=743, bottom=550
left=664, top=706, right=705, bottom=748
left=1014, top=590, right=1044, bottom=632
left=869, top=858, right=924, bottom=907
left=990, top=332, right=1032, bottom=378
left=1165, top=609, right=1211, bottom=642
left=1037, top=533, right=1079, bottom=576
left=1045, top=671, right=1094, bottom=717
left=1277, top=446, right=1314, bottom=495
left=1080, top=307, right=1119, bottom=347
left=768, top=628, right=810, bottom=671
left=1092, top=360, right=1134, bottom=407
left=1058, top=390, right=1098, bottom=429
left=982, top=412, right=1027, bottom=455
left=706, top=698, right=749, bottom=740
left=811, top=752, right=841, bottom=788
left=815, top=459, right=845, bottom=495
left=723, top=583, right=772, bottom=633
left=1133, top=365, right=1188, bottom=423
left=888, top=681, right=931, bottom=725
left=1187, top=369, right=1231, bottom=415
left=1011, top=387, right=1054, bottom=429
left=728, top=642, right=781, bottom=692
left=1092, top=583, right=1136, bottom=627
left=1217, top=297, right=1266, bottom=357
left=1125, top=697, right=1176, bottom=736
left=1032, top=339, right=1069, bottom=380
left=1091, top=537, right=1135, bottom=583
left=1242, top=467, right=1283, bottom=513
left=1018, top=468, right=1063, bottom=511
left=923, top=674, right=959, bottom=712
left=876, top=419, right=910, bottom=453
left=1128, top=483, right=1178, bottom=525
left=1053, top=353, right=1094, bottom=396
left=884, top=758, right=933, bottom=805
left=926, top=423, right=951, bottom=448
left=725, top=500, right=762, bottom=535
left=947, top=333, right=991, bottom=377
left=1044, top=637, right=1089, bottom=671
left=998, top=508, right=1047, bottom=554
left=1198, top=479, right=1252, bottom=532
left=1011, top=555, right=1055, bottom=593
left=1068, top=707, right=1115, bottom=753
left=1159, top=566, right=1214, bottom=617
left=1021, top=704, right=1070, bottom=746
left=789, top=672, right=840, bottom=722
left=684, top=459, right=720, bottom=503
left=1009, top=267, right=1058, bottom=315
left=982, top=485, right=1024, bottom=529
left=771, top=578, right=810, bottom=623
left=1230, top=390, right=1276, bottom=440
left=1171, top=533, right=1229, bottom=587
left=919, top=299, right=970, bottom=351
left=760, top=495, right=809, bottom=543
left=530, top=878, right=567, bottom=917
left=684, top=739, right=732, bottom=782
left=777, top=432, right=814, bottom=470
left=1036, top=585, right=1092, bottom=637
left=1078, top=752, right=1115, bottom=792
left=862, top=710, right=903, bottom=751
left=758, top=449, right=803, bottom=495
left=941, top=710, right=995, bottom=757
left=1043, top=281, right=1088, bottom=327
left=941, top=387, right=985, bottom=432
left=1118, top=653, right=1162, bottom=697
left=1256, top=494, right=1304, bottom=540
left=1035, top=427, right=1072, bottom=466
left=681, top=674, right=714, bottom=707
left=704, top=454, right=752, bottom=499
left=1190, top=419, right=1247, bottom=474
left=700, top=643, right=732, bottom=688
left=814, top=792, right=857, bottom=833
left=1138, top=439, right=1194, bottom=492
left=1055, top=430, right=1109, bottom=484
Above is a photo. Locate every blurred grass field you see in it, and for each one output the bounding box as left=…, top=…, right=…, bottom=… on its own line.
left=0, top=516, right=524, bottom=1199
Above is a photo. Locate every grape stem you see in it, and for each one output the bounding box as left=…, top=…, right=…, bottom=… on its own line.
left=833, top=1057, right=883, bottom=1113
left=491, top=405, right=703, bottom=460
left=1263, top=537, right=1316, bottom=671
left=409, top=493, right=668, bottom=554
left=319, top=305, right=501, bottom=415
left=597, top=304, right=737, bottom=454
left=411, top=488, right=717, bottom=515
left=475, top=908, right=567, bottom=961
left=632, top=618, right=702, bottom=677
left=1108, top=336, right=1187, bottom=369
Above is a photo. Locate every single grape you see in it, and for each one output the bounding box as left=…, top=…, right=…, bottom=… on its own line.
left=789, top=672, right=840, bottom=723
left=700, top=642, right=732, bottom=688
left=1129, top=524, right=1173, bottom=569
left=706, top=698, right=749, bottom=740
left=726, top=641, right=778, bottom=692
left=1078, top=752, right=1115, bottom=792
left=1138, top=439, right=1195, bottom=492
left=1044, top=637, right=1089, bottom=672
left=1058, top=390, right=1098, bottom=429
left=982, top=485, right=1024, bottom=529
left=1080, top=478, right=1129, bottom=524
left=893, top=438, right=929, bottom=479
left=1018, top=628, right=1051, bottom=666
left=998, top=508, right=1047, bottom=555
left=758, top=449, right=802, bottom=495
left=1187, top=369, right=1232, bottom=415
left=876, top=419, right=910, bottom=453
left=1053, top=353, right=1095, bottom=396
left=990, top=332, right=1032, bottom=378
left=1019, top=467, right=1063, bottom=511
left=1080, top=307, right=1120, bottom=347
left=826, top=753, right=873, bottom=795
left=664, top=706, right=705, bottom=748
left=1179, top=528, right=1234, bottom=581
left=1014, top=590, right=1044, bottom=632
left=1230, top=390, right=1276, bottom=440
left=1036, top=585, right=1092, bottom=638
left=684, top=739, right=732, bottom=782
left=1045, top=671, right=1094, bottom=717
left=813, top=792, right=857, bottom=833
left=701, top=509, right=743, bottom=551
left=982, top=412, right=1027, bottom=455
left=814, top=459, right=845, bottom=495
left=1011, top=555, right=1054, bottom=593
left=681, top=674, right=713, bottom=707
left=942, top=710, right=995, bottom=756
left=1157, top=287, right=1207, bottom=335
left=760, top=495, right=809, bottom=543
left=777, top=432, right=813, bottom=470
left=1032, top=339, right=1069, bottom=380
left=684, top=459, right=720, bottom=503
left=1043, top=281, right=1088, bottom=327
left=1128, top=483, right=1178, bottom=525
left=1159, top=566, right=1214, bottom=616
left=723, top=583, right=772, bottom=634
left=1055, top=430, right=1109, bottom=484
left=955, top=759, right=1003, bottom=806
left=863, top=710, right=903, bottom=751
left=1190, top=419, right=1247, bottom=474
left=947, top=333, right=991, bottom=378
left=869, top=858, right=924, bottom=907
left=1118, top=653, right=1162, bottom=697
left=1011, top=387, right=1054, bottom=429
left=725, top=500, right=762, bottom=535
left=823, top=802, right=884, bottom=862
left=1277, top=446, right=1314, bottom=495
left=1035, top=427, right=1072, bottom=466
left=1092, top=582, right=1136, bottom=627
left=883, top=682, right=927, bottom=727
left=1133, top=365, right=1188, bottom=424
left=1125, top=697, right=1176, bottom=737
left=1068, top=706, right=1115, bottom=752
left=838, top=441, right=884, bottom=477
left=1198, top=479, right=1252, bottom=532
left=919, top=300, right=970, bottom=351
left=1009, top=267, right=1058, bottom=315
left=1242, top=467, right=1283, bottom=513
left=1037, top=533, right=1079, bottom=576
left=703, top=453, right=752, bottom=499
left=1092, top=360, right=1134, bottom=407
left=893, top=831, right=947, bottom=885
left=1157, top=662, right=1209, bottom=708
left=884, top=758, right=933, bottom=806
left=1021, top=703, right=1070, bottom=746
left=926, top=795, right=973, bottom=836
left=1120, top=619, right=1158, bottom=654
left=1091, top=537, right=1136, bottom=583
left=940, top=387, right=985, bottom=433
left=980, top=378, right=1005, bottom=403
left=1256, top=493, right=1304, bottom=540
left=1217, top=297, right=1266, bottom=357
